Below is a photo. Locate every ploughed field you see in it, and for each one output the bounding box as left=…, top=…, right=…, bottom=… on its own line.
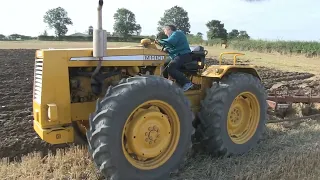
left=206, top=58, right=319, bottom=96
left=0, top=49, right=320, bottom=179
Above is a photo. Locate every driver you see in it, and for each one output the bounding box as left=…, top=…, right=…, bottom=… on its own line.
left=157, top=24, right=194, bottom=91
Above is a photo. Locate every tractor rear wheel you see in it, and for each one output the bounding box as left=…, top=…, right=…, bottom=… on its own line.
left=198, top=72, right=267, bottom=156
left=86, top=75, right=194, bottom=180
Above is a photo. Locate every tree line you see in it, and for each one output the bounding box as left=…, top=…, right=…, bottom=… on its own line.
left=0, top=5, right=251, bottom=42
left=40, top=6, right=250, bottom=42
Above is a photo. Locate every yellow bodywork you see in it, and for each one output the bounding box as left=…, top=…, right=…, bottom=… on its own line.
left=201, top=65, right=261, bottom=80
left=32, top=40, right=261, bottom=144
left=201, top=52, right=261, bottom=80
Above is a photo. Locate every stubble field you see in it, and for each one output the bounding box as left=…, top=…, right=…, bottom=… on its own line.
left=0, top=41, right=320, bottom=180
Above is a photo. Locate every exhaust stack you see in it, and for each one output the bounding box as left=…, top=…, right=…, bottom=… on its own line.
left=93, top=0, right=107, bottom=57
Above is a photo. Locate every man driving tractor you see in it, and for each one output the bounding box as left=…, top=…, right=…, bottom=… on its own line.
left=157, top=24, right=194, bottom=91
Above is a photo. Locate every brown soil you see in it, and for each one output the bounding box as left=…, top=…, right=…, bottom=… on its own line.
left=256, top=66, right=318, bottom=95
left=0, top=49, right=319, bottom=162
left=206, top=58, right=319, bottom=96
left=0, top=49, right=67, bottom=161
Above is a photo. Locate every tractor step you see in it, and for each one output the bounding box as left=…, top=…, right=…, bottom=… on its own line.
left=33, top=120, right=74, bottom=144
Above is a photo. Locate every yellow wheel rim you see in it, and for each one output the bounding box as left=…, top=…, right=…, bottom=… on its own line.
left=122, top=100, right=180, bottom=170
left=227, top=92, right=260, bottom=144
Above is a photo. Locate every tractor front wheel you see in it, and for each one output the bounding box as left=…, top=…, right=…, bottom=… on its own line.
left=86, top=75, right=194, bottom=180
left=198, top=72, right=267, bottom=156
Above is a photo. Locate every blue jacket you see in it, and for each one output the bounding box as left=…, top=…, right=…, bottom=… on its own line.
left=158, top=30, right=191, bottom=59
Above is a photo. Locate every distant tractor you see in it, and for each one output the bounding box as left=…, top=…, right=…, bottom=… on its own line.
left=32, top=1, right=267, bottom=179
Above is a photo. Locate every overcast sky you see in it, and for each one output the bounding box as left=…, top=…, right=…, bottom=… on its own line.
left=1, top=0, right=319, bottom=41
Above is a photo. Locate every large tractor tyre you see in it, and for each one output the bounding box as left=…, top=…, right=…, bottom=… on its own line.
left=198, top=72, right=267, bottom=156
left=86, top=75, right=195, bottom=180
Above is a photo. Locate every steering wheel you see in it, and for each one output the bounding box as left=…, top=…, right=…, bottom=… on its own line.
left=154, top=39, right=167, bottom=52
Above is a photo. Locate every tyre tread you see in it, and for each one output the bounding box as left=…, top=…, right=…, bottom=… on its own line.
left=86, top=75, right=194, bottom=180
left=198, top=72, right=267, bottom=156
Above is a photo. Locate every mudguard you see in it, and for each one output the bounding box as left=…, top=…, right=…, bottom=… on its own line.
left=201, top=65, right=261, bottom=80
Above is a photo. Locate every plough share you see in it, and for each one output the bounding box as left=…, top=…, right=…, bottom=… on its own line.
left=266, top=90, right=320, bottom=123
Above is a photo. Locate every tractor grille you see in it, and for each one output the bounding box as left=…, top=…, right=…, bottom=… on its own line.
left=33, top=59, right=43, bottom=103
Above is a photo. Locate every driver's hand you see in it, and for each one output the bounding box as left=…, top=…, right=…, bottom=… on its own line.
left=162, top=47, right=168, bottom=52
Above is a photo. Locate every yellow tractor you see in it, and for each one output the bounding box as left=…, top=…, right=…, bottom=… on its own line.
left=32, top=0, right=267, bottom=179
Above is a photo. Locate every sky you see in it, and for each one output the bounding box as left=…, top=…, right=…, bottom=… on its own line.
left=1, top=0, right=320, bottom=41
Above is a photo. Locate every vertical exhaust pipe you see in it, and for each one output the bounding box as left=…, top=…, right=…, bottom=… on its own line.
left=91, top=0, right=107, bottom=95
left=93, top=0, right=107, bottom=58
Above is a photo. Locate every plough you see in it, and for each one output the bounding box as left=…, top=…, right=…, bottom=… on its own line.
left=266, top=90, right=320, bottom=123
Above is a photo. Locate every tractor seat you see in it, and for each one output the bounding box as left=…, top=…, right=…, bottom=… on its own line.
left=180, top=46, right=207, bottom=73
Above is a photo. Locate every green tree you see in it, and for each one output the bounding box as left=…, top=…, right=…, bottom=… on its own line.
left=134, top=24, right=142, bottom=35
left=196, top=32, right=203, bottom=38
left=156, top=31, right=168, bottom=39
left=187, top=33, right=203, bottom=44
left=157, top=6, right=191, bottom=34
left=42, top=30, right=48, bottom=36
left=43, top=7, right=73, bottom=37
left=206, top=20, right=228, bottom=41
left=0, top=34, right=5, bottom=40
left=196, top=32, right=203, bottom=42
left=238, top=30, right=250, bottom=39
left=113, top=8, right=141, bottom=38
left=228, top=29, right=239, bottom=39
left=88, top=26, right=93, bottom=36
left=9, top=34, right=21, bottom=39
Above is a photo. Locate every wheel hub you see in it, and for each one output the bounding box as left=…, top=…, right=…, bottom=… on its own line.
left=230, top=107, right=242, bottom=125
left=229, top=104, right=246, bottom=127
left=125, top=106, right=171, bottom=159
left=146, top=126, right=160, bottom=142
